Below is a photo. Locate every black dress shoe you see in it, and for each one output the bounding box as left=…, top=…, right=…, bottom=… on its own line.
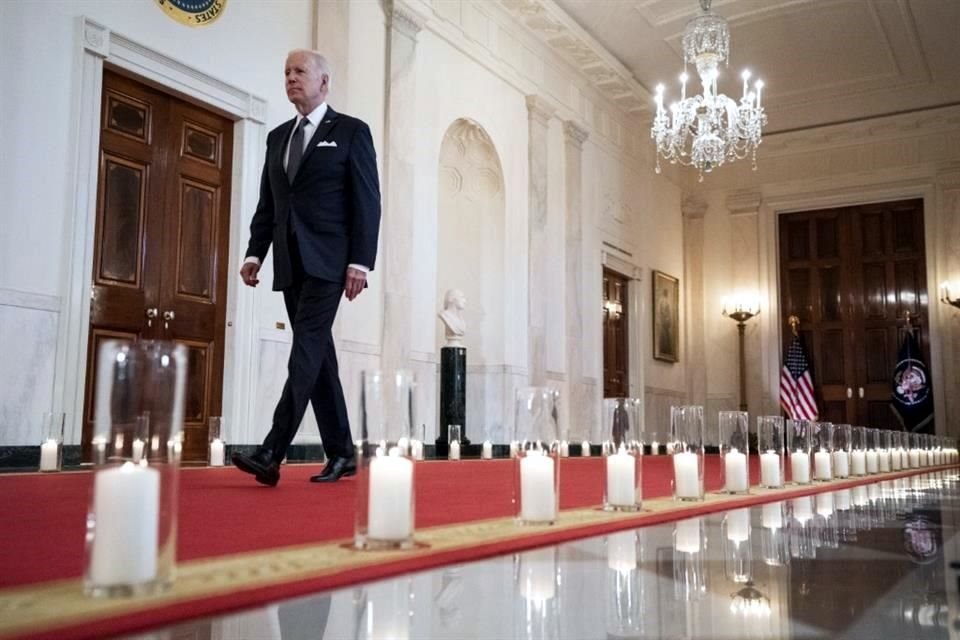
left=232, top=448, right=280, bottom=487
left=309, top=455, right=357, bottom=483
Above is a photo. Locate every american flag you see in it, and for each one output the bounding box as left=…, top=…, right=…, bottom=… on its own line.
left=780, top=335, right=818, bottom=420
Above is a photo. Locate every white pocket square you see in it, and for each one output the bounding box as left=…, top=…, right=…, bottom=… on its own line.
left=316, top=140, right=338, bottom=147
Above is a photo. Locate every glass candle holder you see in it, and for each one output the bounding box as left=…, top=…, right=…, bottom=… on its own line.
left=879, top=430, right=892, bottom=473
left=719, top=411, right=749, bottom=494
left=908, top=433, right=921, bottom=468
left=514, top=547, right=560, bottom=639
left=890, top=431, right=903, bottom=471
left=831, top=424, right=851, bottom=479
left=39, top=412, right=66, bottom=472
left=851, top=426, right=867, bottom=476
left=757, top=416, right=784, bottom=488
left=760, top=503, right=789, bottom=566
left=513, top=387, right=560, bottom=525
left=605, top=531, right=642, bottom=638
left=865, top=428, right=880, bottom=474
left=447, top=424, right=462, bottom=460
left=672, top=518, right=706, bottom=601
left=787, top=419, right=811, bottom=485
left=208, top=416, right=225, bottom=467
left=602, top=398, right=642, bottom=511
left=670, top=406, right=704, bottom=501
left=813, top=422, right=833, bottom=481
left=723, top=508, right=752, bottom=584
left=354, top=370, right=417, bottom=550
left=85, top=340, right=186, bottom=597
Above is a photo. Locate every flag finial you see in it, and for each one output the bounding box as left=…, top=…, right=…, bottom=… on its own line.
left=788, top=315, right=799, bottom=337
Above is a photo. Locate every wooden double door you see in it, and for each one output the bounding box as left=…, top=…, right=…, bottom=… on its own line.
left=82, top=70, right=234, bottom=461
left=603, top=268, right=629, bottom=398
left=778, top=199, right=932, bottom=430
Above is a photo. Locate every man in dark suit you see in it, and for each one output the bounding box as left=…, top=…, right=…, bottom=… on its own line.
left=231, top=49, right=380, bottom=486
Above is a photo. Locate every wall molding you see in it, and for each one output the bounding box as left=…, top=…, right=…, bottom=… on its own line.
left=53, top=16, right=268, bottom=445
left=0, top=289, right=60, bottom=313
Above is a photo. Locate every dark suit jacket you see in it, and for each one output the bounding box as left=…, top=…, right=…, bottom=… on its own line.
left=245, top=107, right=381, bottom=291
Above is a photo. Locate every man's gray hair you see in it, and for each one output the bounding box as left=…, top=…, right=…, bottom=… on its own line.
left=289, top=49, right=331, bottom=80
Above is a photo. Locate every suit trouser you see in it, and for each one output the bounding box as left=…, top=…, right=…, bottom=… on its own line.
left=262, top=250, right=353, bottom=462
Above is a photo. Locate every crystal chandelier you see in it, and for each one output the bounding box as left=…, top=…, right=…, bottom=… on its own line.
left=650, top=0, right=766, bottom=181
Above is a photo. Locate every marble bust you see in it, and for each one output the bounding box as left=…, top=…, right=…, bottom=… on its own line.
left=438, top=289, right=466, bottom=347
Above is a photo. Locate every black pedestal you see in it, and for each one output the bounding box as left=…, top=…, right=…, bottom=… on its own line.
left=436, top=346, right=468, bottom=452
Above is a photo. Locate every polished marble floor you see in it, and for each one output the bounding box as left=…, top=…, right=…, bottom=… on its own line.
left=126, top=472, right=960, bottom=639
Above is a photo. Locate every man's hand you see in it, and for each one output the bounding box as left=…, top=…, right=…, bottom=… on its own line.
left=344, top=267, right=367, bottom=301
left=240, top=262, right=260, bottom=287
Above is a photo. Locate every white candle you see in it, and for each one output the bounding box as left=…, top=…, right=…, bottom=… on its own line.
left=89, top=461, right=160, bottom=585
left=901, top=449, right=910, bottom=468
left=607, top=531, right=637, bottom=573
left=559, top=441, right=569, bottom=457
left=909, top=449, right=920, bottom=468
left=509, top=441, right=519, bottom=458
left=832, top=450, right=849, bottom=478
left=367, top=453, right=414, bottom=541
left=519, top=548, right=556, bottom=601
left=790, top=451, right=810, bottom=484
left=761, top=451, right=782, bottom=487
left=666, top=442, right=677, bottom=455
left=853, top=485, right=869, bottom=507
left=814, top=450, right=832, bottom=481
left=39, top=439, right=59, bottom=471
left=865, top=450, right=879, bottom=474
left=411, top=440, right=424, bottom=461
left=724, top=449, right=749, bottom=493
left=851, top=449, right=867, bottom=475
left=606, top=447, right=637, bottom=507
left=481, top=440, right=493, bottom=460
left=792, top=496, right=813, bottom=522
left=891, top=449, right=902, bottom=470
left=132, top=438, right=145, bottom=463
left=674, top=519, right=701, bottom=553
left=726, top=508, right=750, bottom=542
left=650, top=441, right=660, bottom=456
left=762, top=503, right=783, bottom=529
left=836, top=489, right=852, bottom=511
left=673, top=452, right=701, bottom=499
left=816, top=492, right=834, bottom=516
left=580, top=440, right=591, bottom=457
left=520, top=451, right=556, bottom=523
left=919, top=450, right=929, bottom=467
left=209, top=438, right=225, bottom=466
left=448, top=440, right=460, bottom=461
left=878, top=449, right=890, bottom=472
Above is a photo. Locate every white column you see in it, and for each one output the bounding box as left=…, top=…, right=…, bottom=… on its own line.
left=936, top=170, right=960, bottom=431
left=563, top=121, right=589, bottom=436
left=726, top=192, right=763, bottom=414
left=526, top=95, right=555, bottom=387
left=683, top=195, right=708, bottom=411
left=380, top=1, right=428, bottom=377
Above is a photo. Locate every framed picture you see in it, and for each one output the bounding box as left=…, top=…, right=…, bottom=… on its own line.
left=652, top=270, right=679, bottom=363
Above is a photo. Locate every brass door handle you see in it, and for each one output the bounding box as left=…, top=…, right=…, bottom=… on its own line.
left=145, top=307, right=158, bottom=327
left=846, top=387, right=853, bottom=399
left=858, top=387, right=864, bottom=399
left=162, top=310, right=175, bottom=330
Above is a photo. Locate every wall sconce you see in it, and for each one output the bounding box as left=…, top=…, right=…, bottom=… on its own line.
left=722, top=294, right=760, bottom=411
left=941, top=282, right=960, bottom=309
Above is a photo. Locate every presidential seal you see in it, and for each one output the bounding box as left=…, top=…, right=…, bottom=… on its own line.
left=894, top=358, right=929, bottom=405
left=154, top=0, right=227, bottom=27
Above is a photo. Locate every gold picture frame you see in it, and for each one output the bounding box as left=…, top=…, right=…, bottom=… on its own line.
left=653, top=270, right=679, bottom=363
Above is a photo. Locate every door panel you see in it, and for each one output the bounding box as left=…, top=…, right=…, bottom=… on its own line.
left=84, top=69, right=233, bottom=462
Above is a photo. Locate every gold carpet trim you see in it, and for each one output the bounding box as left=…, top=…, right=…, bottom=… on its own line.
left=0, top=467, right=945, bottom=639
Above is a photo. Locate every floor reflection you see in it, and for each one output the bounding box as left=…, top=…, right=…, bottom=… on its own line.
left=128, top=471, right=959, bottom=640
